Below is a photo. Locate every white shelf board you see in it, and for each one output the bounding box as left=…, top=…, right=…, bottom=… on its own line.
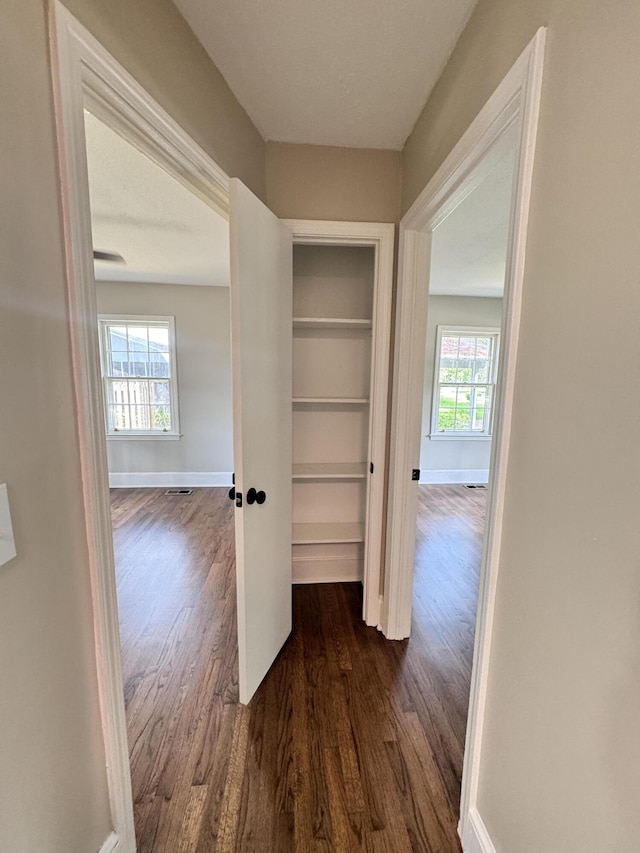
left=292, top=522, right=365, bottom=545
left=293, top=317, right=372, bottom=330
left=292, top=462, right=367, bottom=480
left=292, top=396, right=369, bottom=406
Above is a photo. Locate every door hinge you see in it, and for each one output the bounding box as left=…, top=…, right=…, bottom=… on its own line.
left=235, top=491, right=243, bottom=508
left=412, top=469, right=420, bottom=481
left=370, top=462, right=374, bottom=474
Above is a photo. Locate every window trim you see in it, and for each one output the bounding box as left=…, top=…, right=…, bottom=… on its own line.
left=97, top=314, right=181, bottom=439
left=430, top=325, right=500, bottom=440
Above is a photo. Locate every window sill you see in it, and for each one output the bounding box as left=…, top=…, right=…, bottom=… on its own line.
left=427, top=433, right=492, bottom=441
left=106, top=433, right=182, bottom=441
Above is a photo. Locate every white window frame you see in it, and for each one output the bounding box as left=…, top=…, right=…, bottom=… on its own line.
left=430, top=325, right=500, bottom=440
left=98, top=314, right=181, bottom=440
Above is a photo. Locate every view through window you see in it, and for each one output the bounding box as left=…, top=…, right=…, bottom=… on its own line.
left=98, top=315, right=179, bottom=436
left=433, top=327, right=499, bottom=436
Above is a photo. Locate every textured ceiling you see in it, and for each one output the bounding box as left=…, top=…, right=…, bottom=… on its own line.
left=84, top=111, right=230, bottom=287
left=430, top=136, right=517, bottom=298
left=172, top=0, right=478, bottom=149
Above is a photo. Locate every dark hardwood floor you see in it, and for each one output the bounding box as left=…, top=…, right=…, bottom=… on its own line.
left=110, top=484, right=486, bottom=852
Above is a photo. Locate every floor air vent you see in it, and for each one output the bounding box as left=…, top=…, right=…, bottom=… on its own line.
left=164, top=488, right=193, bottom=496
left=464, top=484, right=487, bottom=490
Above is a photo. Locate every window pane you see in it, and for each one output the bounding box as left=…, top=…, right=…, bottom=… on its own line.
left=109, top=379, right=130, bottom=405
left=107, top=390, right=132, bottom=429
left=474, top=359, right=489, bottom=383
left=108, top=404, right=128, bottom=431
left=437, top=387, right=456, bottom=431
left=456, top=359, right=473, bottom=383
left=475, top=337, right=494, bottom=382
left=476, top=337, right=491, bottom=359
left=458, top=337, right=477, bottom=359
left=108, top=326, right=127, bottom=351
left=438, top=358, right=456, bottom=383
left=129, top=352, right=149, bottom=377
left=129, top=404, right=151, bottom=430
left=127, top=327, right=149, bottom=351
left=148, top=326, right=169, bottom=352
left=152, top=406, right=171, bottom=431
left=149, top=354, right=170, bottom=377
left=109, top=354, right=129, bottom=377
left=127, top=380, right=150, bottom=405
left=440, top=335, right=459, bottom=360
left=151, top=380, right=170, bottom=404
left=456, top=337, right=475, bottom=383
left=472, top=387, right=487, bottom=431
left=454, top=386, right=472, bottom=431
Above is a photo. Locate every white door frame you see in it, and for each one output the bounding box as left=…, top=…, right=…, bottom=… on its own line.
left=284, top=220, right=394, bottom=629
left=49, top=4, right=230, bottom=851
left=382, top=27, right=546, bottom=850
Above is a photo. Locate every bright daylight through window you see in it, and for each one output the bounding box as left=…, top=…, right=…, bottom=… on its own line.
left=433, top=327, right=499, bottom=436
left=98, top=315, right=179, bottom=436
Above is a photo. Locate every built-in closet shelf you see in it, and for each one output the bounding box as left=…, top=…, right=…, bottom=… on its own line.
left=289, top=235, right=391, bottom=590
left=292, top=522, right=365, bottom=545
left=292, top=396, right=369, bottom=406
left=292, top=462, right=367, bottom=480
left=293, top=317, right=372, bottom=330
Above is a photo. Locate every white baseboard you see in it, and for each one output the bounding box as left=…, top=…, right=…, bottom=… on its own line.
left=292, top=556, right=363, bottom=584
left=108, top=471, right=233, bottom=488
left=420, top=468, right=489, bottom=485
left=461, top=808, right=497, bottom=853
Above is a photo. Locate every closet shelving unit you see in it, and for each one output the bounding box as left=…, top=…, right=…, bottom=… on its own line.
left=286, top=221, right=394, bottom=628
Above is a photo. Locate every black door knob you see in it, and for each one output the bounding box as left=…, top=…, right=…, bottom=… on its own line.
left=228, top=486, right=235, bottom=501
left=246, top=487, right=266, bottom=505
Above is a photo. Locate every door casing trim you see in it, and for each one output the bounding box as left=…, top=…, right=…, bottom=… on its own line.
left=284, top=219, right=395, bottom=628
left=382, top=28, right=547, bottom=848
left=49, top=4, right=231, bottom=847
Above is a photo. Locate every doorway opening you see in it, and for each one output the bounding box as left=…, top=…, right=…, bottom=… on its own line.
left=410, top=129, right=517, bottom=830
left=384, top=28, right=546, bottom=850
left=286, top=221, right=394, bottom=630
left=82, top=105, right=238, bottom=846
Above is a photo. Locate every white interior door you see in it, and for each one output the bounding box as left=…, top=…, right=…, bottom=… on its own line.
left=230, top=178, right=293, bottom=704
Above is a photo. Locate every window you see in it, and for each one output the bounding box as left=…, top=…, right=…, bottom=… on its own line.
left=432, top=326, right=500, bottom=437
left=98, top=315, right=180, bottom=438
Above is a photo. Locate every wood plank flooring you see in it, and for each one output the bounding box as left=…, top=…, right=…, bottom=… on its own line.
left=110, top=484, right=486, bottom=852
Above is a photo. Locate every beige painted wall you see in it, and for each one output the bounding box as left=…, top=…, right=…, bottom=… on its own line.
left=6, top=0, right=640, bottom=849
left=96, top=282, right=233, bottom=479
left=0, top=4, right=111, bottom=851
left=405, top=0, right=640, bottom=850
left=266, top=141, right=402, bottom=222
left=402, top=0, right=554, bottom=213
left=1, top=1, right=263, bottom=850
left=420, top=296, right=502, bottom=479
left=64, top=0, right=265, bottom=200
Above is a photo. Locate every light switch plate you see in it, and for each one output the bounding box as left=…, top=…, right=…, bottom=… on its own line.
left=0, top=484, right=17, bottom=567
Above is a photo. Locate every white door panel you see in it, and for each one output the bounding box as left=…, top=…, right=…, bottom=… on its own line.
left=230, top=178, right=292, bottom=704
